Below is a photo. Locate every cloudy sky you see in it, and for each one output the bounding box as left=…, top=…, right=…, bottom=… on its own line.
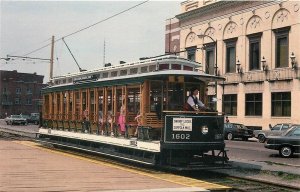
left=0, top=0, right=180, bottom=82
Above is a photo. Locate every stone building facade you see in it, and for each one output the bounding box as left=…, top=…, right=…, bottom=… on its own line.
left=168, top=0, right=300, bottom=129
left=0, top=70, right=45, bottom=117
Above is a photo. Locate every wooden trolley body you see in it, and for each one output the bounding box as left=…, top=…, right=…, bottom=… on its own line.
left=39, top=55, right=228, bottom=170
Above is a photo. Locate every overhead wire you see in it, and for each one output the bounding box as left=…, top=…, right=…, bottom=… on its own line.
left=22, top=0, right=149, bottom=57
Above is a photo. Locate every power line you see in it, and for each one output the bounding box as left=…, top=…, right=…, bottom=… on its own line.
left=23, top=1, right=149, bottom=57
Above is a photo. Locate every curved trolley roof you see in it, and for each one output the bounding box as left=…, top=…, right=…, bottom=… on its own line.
left=44, top=55, right=224, bottom=92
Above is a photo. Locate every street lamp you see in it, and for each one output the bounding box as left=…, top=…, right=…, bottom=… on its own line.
left=290, top=52, right=297, bottom=69
left=236, top=60, right=243, bottom=74
left=197, top=34, right=218, bottom=110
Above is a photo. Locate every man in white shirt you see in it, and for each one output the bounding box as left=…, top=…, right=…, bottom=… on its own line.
left=187, top=87, right=206, bottom=111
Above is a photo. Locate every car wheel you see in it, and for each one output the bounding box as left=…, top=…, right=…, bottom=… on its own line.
left=227, top=133, right=233, bottom=140
left=279, top=146, right=293, bottom=157
left=258, top=134, right=265, bottom=143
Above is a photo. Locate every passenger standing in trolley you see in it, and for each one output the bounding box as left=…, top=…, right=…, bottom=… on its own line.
left=134, top=111, right=142, bottom=137
left=118, top=96, right=126, bottom=136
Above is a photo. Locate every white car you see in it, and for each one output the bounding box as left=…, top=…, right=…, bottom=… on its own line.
left=5, top=115, right=27, bottom=125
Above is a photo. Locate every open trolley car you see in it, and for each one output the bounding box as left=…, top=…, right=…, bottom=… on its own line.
left=38, top=55, right=228, bottom=170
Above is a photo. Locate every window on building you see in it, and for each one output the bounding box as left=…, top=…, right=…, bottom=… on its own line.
left=26, top=88, right=32, bottom=94
left=223, top=94, right=237, bottom=115
left=225, top=38, right=237, bottom=73
left=26, top=98, right=32, bottom=105
left=16, top=88, right=21, bottom=94
left=248, top=33, right=262, bottom=70
left=274, top=27, right=290, bottom=68
left=245, top=93, right=262, bottom=116
left=15, top=98, right=21, bottom=105
left=186, top=46, right=196, bottom=61
left=205, top=43, right=215, bottom=75
left=207, top=95, right=215, bottom=110
left=271, top=92, right=291, bottom=117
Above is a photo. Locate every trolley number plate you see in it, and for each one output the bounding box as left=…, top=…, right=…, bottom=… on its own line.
left=171, top=133, right=190, bottom=140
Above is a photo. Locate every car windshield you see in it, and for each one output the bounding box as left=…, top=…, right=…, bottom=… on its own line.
left=235, top=124, right=247, bottom=129
left=11, top=115, right=21, bottom=118
left=282, top=126, right=300, bottom=136
left=272, top=124, right=281, bottom=130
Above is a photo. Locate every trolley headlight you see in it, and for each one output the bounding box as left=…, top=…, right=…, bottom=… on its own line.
left=201, top=125, right=209, bottom=135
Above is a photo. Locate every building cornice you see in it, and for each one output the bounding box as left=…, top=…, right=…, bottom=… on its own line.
left=176, top=1, right=242, bottom=21
left=176, top=1, right=279, bottom=27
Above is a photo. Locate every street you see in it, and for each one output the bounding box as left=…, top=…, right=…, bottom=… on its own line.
left=225, top=139, right=300, bottom=166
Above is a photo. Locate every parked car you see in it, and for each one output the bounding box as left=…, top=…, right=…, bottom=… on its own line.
left=28, top=115, right=39, bottom=125
left=224, top=123, right=254, bottom=141
left=254, top=123, right=293, bottom=143
left=5, top=115, right=27, bottom=125
left=264, top=125, right=300, bottom=157
left=21, top=114, right=40, bottom=125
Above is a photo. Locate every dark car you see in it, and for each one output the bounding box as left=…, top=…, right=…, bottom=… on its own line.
left=21, top=114, right=39, bottom=125
left=224, top=123, right=254, bottom=141
left=265, top=125, right=300, bottom=157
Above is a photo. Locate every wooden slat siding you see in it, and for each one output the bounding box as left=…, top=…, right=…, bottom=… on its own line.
left=60, top=92, right=63, bottom=120
left=94, top=88, right=99, bottom=123
left=63, top=121, right=69, bottom=129
left=145, top=113, right=164, bottom=129
left=72, top=91, right=76, bottom=121
left=69, top=121, right=76, bottom=130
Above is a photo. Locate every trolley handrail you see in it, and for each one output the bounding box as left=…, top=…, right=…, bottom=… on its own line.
left=162, top=110, right=224, bottom=115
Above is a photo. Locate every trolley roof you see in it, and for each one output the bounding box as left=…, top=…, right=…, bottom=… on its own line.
left=44, top=55, right=224, bottom=92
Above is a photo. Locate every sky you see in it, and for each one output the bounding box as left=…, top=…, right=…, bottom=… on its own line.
left=0, top=0, right=180, bottom=82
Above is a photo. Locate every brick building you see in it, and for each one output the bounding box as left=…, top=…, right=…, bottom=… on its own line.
left=0, top=70, right=46, bottom=118
left=166, top=0, right=300, bottom=129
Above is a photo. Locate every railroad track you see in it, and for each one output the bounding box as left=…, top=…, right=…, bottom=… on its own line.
left=183, top=170, right=299, bottom=192
left=1, top=129, right=299, bottom=192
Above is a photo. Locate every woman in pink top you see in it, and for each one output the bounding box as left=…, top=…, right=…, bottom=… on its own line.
left=118, top=96, right=126, bottom=135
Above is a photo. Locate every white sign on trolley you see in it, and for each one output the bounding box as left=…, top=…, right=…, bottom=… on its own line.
left=172, top=118, right=193, bottom=131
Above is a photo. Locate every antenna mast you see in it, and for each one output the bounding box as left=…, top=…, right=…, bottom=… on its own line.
left=103, top=39, right=105, bottom=67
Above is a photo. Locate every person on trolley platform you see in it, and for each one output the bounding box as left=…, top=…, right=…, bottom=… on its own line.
left=118, top=96, right=126, bottom=136
left=186, top=87, right=208, bottom=111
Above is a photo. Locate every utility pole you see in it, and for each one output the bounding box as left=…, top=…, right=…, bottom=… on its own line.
left=50, top=36, right=55, bottom=83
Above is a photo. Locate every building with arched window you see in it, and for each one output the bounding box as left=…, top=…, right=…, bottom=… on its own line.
left=166, top=0, right=300, bottom=130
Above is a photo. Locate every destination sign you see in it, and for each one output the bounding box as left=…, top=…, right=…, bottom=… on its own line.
left=73, top=74, right=98, bottom=83
left=172, top=118, right=192, bottom=131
